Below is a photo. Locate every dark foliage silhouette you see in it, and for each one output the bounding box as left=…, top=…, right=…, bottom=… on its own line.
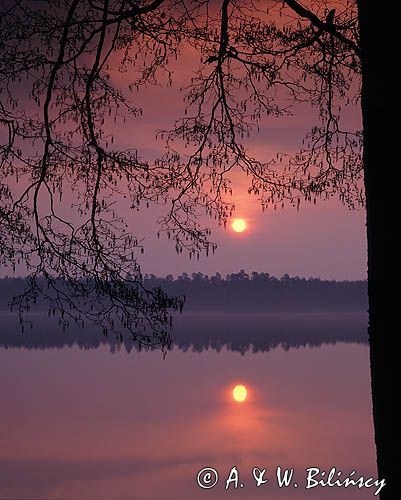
left=0, top=0, right=361, bottom=338
left=0, top=1, right=398, bottom=496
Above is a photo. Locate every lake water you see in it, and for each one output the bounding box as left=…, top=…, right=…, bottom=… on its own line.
left=0, top=313, right=377, bottom=499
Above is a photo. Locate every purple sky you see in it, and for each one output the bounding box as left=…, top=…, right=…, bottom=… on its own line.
left=107, top=59, right=366, bottom=280
left=135, top=197, right=366, bottom=280
left=4, top=30, right=366, bottom=281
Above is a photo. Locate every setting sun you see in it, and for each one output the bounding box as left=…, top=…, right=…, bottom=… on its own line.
left=232, top=384, right=247, bottom=403
left=231, top=218, right=247, bottom=233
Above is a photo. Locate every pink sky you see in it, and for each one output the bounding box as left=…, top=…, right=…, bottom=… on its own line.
left=3, top=5, right=366, bottom=281
left=6, top=74, right=366, bottom=280
left=104, top=50, right=366, bottom=280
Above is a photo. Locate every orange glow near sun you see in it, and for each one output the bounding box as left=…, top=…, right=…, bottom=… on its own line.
left=231, top=218, right=247, bottom=233
left=232, top=384, right=247, bottom=403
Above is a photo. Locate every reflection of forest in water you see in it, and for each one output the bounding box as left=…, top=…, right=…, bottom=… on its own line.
left=0, top=312, right=367, bottom=355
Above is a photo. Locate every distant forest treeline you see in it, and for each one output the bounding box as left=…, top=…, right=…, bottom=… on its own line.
left=147, top=271, right=367, bottom=312
left=0, top=272, right=368, bottom=312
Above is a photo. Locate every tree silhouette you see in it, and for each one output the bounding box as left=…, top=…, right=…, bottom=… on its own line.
left=0, top=1, right=398, bottom=497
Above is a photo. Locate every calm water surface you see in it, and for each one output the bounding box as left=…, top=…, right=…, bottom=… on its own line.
left=0, top=314, right=376, bottom=499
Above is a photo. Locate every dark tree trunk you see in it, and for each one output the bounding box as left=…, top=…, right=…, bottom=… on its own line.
left=358, top=3, right=401, bottom=498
